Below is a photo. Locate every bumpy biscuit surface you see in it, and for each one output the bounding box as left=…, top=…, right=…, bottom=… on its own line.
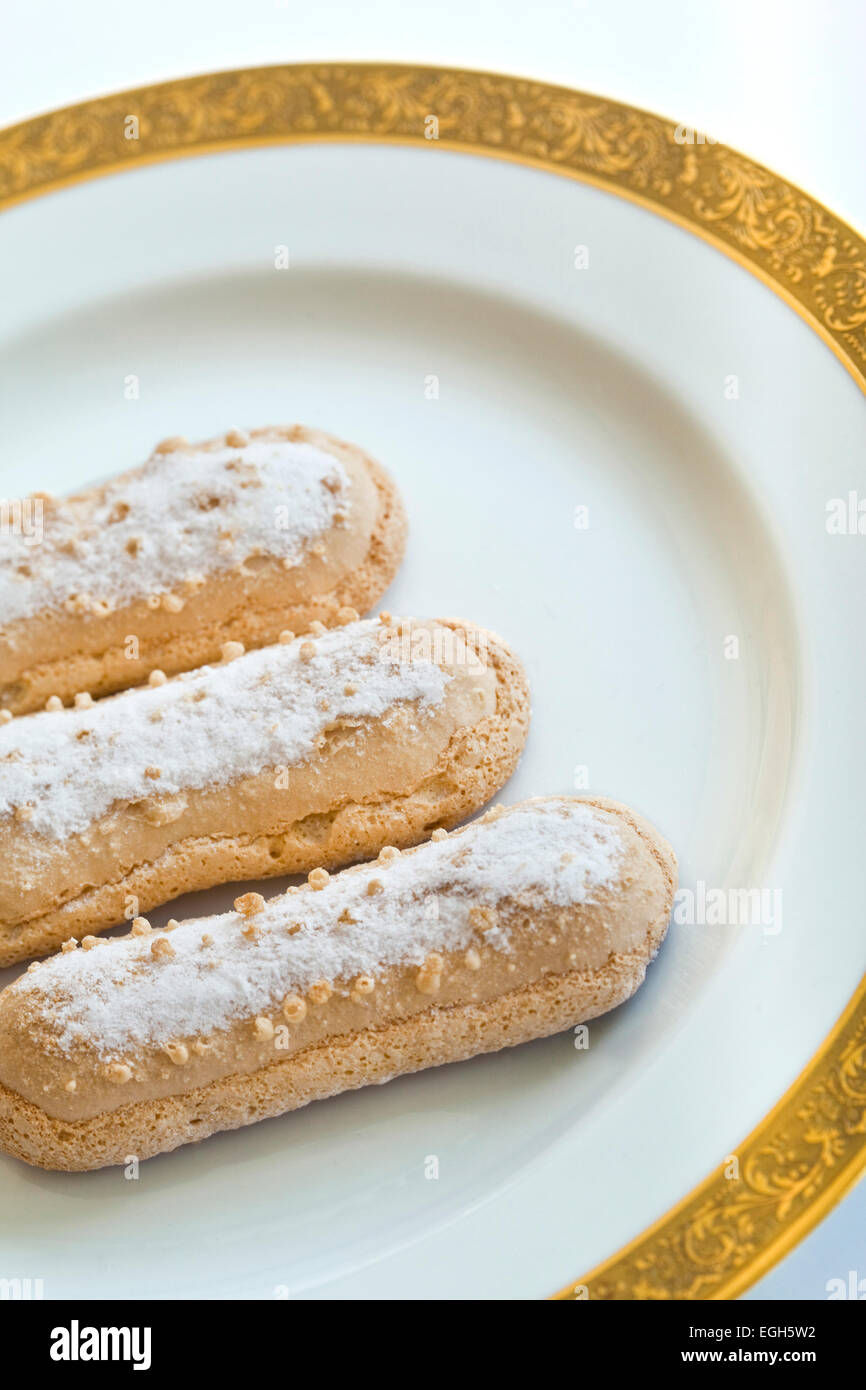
left=0, top=426, right=407, bottom=715
left=0, top=617, right=530, bottom=963
left=0, top=797, right=676, bottom=1169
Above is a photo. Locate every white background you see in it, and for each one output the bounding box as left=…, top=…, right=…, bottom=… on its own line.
left=1, top=0, right=864, bottom=1302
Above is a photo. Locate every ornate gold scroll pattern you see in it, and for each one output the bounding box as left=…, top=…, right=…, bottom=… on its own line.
left=1, top=65, right=865, bottom=377
left=556, top=990, right=866, bottom=1298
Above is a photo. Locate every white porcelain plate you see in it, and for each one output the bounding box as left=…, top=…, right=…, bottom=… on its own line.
left=0, top=110, right=864, bottom=1299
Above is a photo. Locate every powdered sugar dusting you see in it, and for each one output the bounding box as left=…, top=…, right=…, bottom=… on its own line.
left=0, top=436, right=350, bottom=626
left=0, top=620, right=448, bottom=839
left=15, top=800, right=623, bottom=1056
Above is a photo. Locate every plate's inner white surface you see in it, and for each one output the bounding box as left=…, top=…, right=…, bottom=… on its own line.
left=1, top=143, right=860, bottom=1299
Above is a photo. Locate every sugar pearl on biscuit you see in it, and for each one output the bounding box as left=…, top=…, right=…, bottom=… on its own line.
left=464, top=948, right=482, bottom=971
left=162, top=593, right=184, bottom=613
left=416, top=954, right=444, bottom=995
left=254, top=1016, right=275, bottom=1040
left=337, top=607, right=358, bottom=624
left=235, top=891, right=265, bottom=917
left=131, top=917, right=152, bottom=936
left=378, top=846, right=400, bottom=864
left=283, top=995, right=307, bottom=1023
left=148, top=669, right=167, bottom=687
left=430, top=828, right=448, bottom=842
left=0, top=710, right=12, bottom=724
left=106, top=1063, right=132, bottom=1084
left=45, top=695, right=63, bottom=712
left=61, top=938, right=78, bottom=953
left=299, top=641, right=316, bottom=661
left=165, top=1042, right=189, bottom=1065
left=307, top=980, right=332, bottom=1005
left=73, top=691, right=93, bottom=709
left=470, top=906, right=498, bottom=933
left=308, top=867, right=329, bottom=890
left=278, top=629, right=295, bottom=644
left=220, top=640, right=244, bottom=663
left=151, top=936, right=175, bottom=960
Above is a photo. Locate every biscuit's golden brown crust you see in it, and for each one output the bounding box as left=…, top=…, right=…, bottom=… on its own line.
left=0, top=952, right=660, bottom=1172
left=0, top=796, right=676, bottom=1170
left=0, top=426, right=407, bottom=715
left=0, top=621, right=530, bottom=965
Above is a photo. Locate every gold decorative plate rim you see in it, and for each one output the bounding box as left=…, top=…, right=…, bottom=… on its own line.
left=1, top=62, right=864, bottom=1301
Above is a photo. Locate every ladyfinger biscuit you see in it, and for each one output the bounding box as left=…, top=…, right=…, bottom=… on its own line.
left=0, top=425, right=406, bottom=715
left=0, top=617, right=528, bottom=964
left=0, top=796, right=676, bottom=1170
